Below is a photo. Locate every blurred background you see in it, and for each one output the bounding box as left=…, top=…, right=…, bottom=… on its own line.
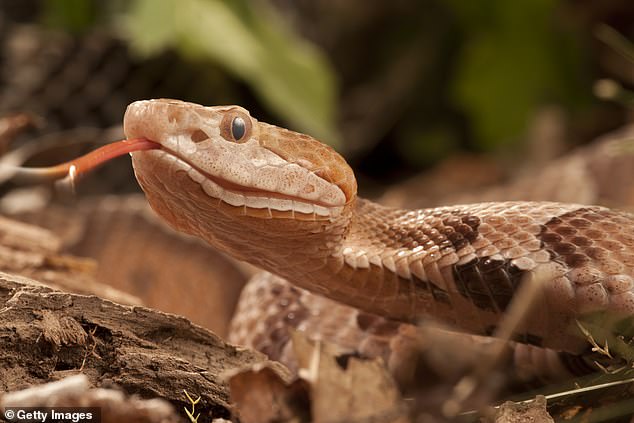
left=0, top=0, right=631, bottom=196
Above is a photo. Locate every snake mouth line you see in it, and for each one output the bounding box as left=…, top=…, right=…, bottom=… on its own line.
left=7, top=136, right=342, bottom=219
left=149, top=148, right=342, bottom=218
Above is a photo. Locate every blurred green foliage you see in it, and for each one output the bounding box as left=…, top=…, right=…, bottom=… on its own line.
left=42, top=0, right=339, bottom=147
left=122, top=0, right=339, bottom=147
left=447, top=0, right=588, bottom=149
left=41, top=0, right=98, bottom=32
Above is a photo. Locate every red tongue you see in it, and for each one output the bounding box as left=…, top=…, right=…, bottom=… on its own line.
left=13, top=138, right=160, bottom=181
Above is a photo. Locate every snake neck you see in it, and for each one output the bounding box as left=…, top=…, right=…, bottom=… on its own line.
left=213, top=197, right=428, bottom=318
left=137, top=162, right=413, bottom=316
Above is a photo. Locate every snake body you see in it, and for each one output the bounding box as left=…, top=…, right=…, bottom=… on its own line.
left=125, top=99, right=634, bottom=358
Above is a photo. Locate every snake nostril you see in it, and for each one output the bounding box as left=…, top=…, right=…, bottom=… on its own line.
left=191, top=129, right=209, bottom=143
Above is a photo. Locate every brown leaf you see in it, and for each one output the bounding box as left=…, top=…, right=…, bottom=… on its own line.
left=228, top=365, right=310, bottom=423
left=292, top=331, right=410, bottom=423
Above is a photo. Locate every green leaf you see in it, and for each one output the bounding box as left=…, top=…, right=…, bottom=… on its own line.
left=122, top=0, right=340, bottom=146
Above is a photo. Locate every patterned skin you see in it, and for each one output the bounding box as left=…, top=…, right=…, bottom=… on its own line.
left=125, top=99, right=634, bottom=357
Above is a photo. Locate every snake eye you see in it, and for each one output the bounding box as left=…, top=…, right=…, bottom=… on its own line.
left=220, top=109, right=252, bottom=143
left=231, top=117, right=246, bottom=141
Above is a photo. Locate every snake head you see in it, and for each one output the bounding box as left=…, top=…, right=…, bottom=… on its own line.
left=125, top=99, right=356, bottom=250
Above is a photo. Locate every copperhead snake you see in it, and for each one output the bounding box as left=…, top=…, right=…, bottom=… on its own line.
left=22, top=99, right=634, bottom=381
left=120, top=99, right=634, bottom=357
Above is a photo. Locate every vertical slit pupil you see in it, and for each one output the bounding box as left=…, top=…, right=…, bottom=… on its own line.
left=231, top=117, right=246, bottom=140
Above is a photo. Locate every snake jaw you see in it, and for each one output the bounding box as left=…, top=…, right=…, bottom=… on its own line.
left=124, top=99, right=351, bottom=220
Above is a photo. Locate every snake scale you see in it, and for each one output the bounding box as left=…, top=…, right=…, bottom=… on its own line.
left=118, top=99, right=634, bottom=375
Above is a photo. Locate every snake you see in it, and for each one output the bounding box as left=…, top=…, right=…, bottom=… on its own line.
left=120, top=99, right=634, bottom=356
left=20, top=98, right=634, bottom=380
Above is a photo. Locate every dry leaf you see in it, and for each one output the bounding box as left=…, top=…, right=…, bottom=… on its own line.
left=228, top=365, right=310, bottom=423
left=292, top=331, right=409, bottom=423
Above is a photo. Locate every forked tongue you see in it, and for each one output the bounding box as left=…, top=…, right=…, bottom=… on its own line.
left=6, top=138, right=159, bottom=183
